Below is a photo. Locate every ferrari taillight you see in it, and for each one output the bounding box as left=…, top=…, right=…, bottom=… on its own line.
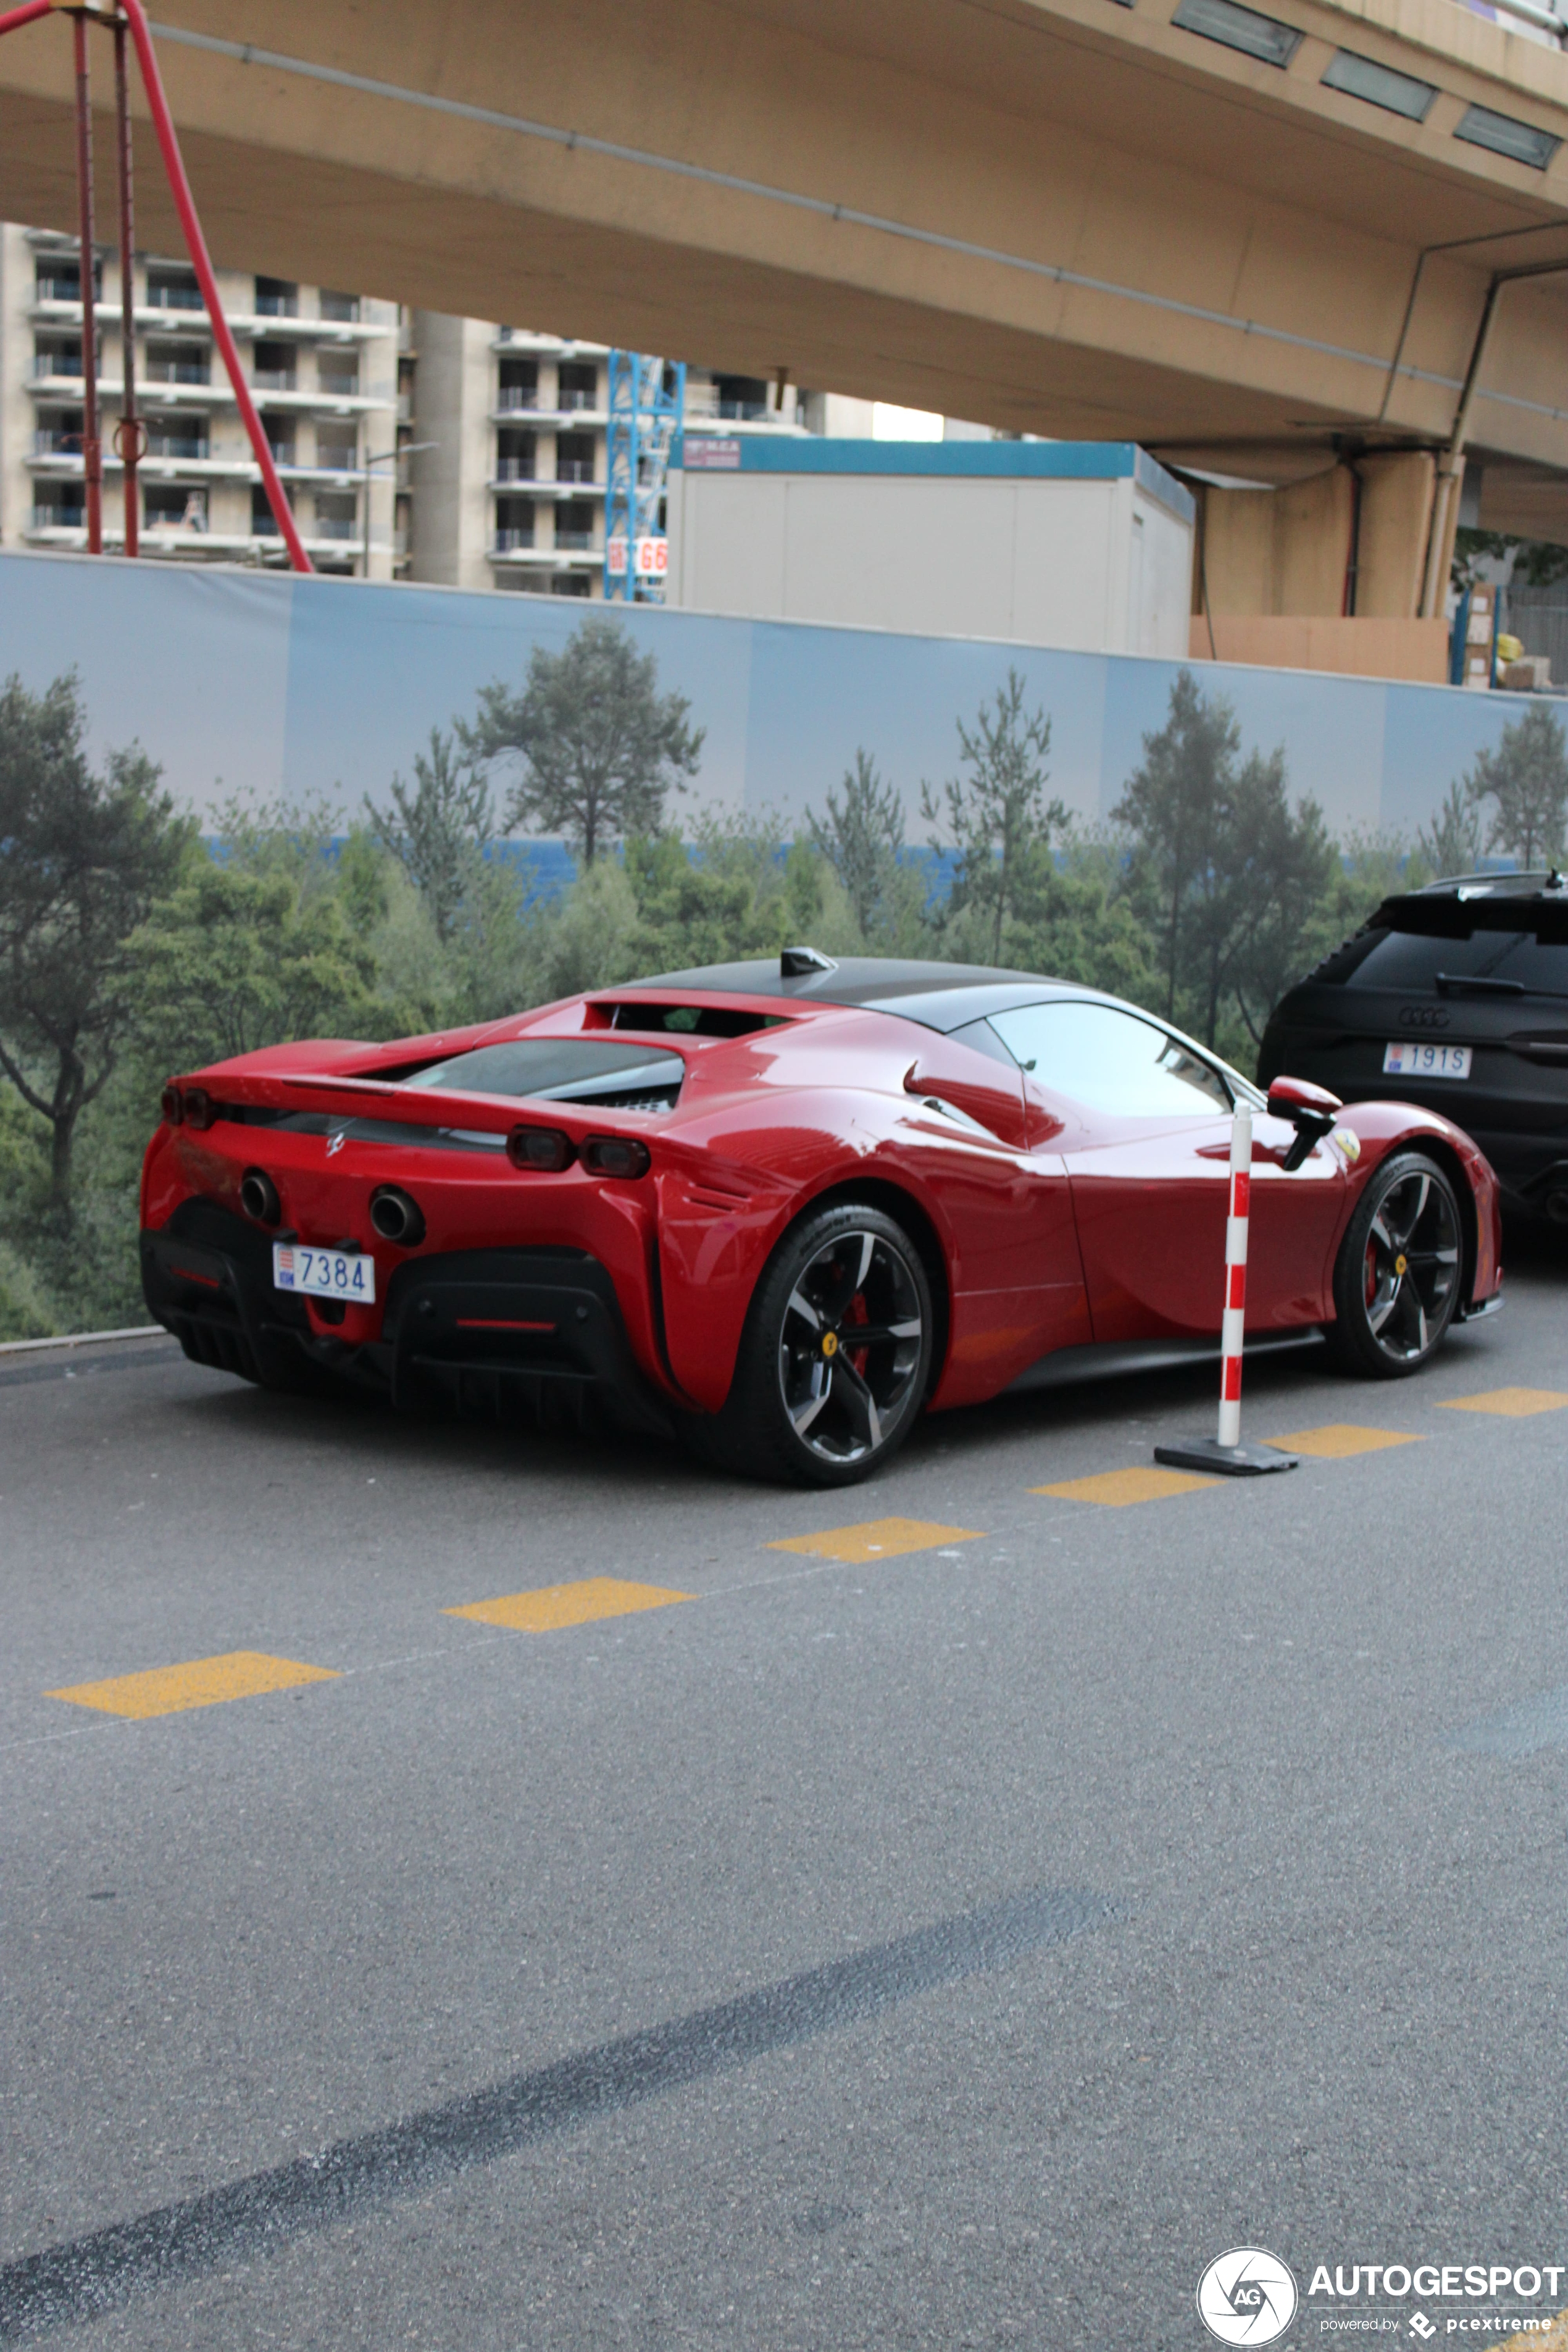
left=182, top=1086, right=215, bottom=1131
left=507, top=1125, right=576, bottom=1172
left=161, top=1083, right=183, bottom=1125
left=583, top=1135, right=651, bottom=1180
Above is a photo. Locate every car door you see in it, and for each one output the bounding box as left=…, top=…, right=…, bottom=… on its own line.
left=988, top=1000, right=1343, bottom=1343
left=901, top=1019, right=1094, bottom=1393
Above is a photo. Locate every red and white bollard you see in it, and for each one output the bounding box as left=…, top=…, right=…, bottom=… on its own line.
left=1155, top=1099, right=1298, bottom=1479
left=1217, top=1101, right=1251, bottom=1450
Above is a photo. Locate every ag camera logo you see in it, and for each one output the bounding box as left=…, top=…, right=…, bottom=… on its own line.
left=1197, top=2248, right=1299, bottom=2345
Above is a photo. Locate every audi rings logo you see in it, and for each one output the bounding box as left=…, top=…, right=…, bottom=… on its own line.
left=1399, top=1005, right=1451, bottom=1029
left=1197, top=2248, right=1299, bottom=2345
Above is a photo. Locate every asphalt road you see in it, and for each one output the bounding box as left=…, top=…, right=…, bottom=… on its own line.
left=3, top=1239, right=1567, bottom=2352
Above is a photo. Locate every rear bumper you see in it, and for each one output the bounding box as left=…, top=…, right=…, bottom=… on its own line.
left=141, top=1199, right=673, bottom=1437
left=380, top=1245, right=672, bottom=1436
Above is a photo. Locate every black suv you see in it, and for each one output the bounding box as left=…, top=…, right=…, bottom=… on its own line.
left=1259, top=872, right=1568, bottom=1224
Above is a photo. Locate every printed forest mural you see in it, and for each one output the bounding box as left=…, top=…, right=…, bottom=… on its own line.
left=4, top=593, right=1564, bottom=1340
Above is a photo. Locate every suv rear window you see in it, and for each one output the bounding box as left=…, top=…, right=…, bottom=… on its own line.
left=1345, top=928, right=1568, bottom=995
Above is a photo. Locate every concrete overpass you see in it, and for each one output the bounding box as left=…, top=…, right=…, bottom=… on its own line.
left=3, top=0, right=1568, bottom=640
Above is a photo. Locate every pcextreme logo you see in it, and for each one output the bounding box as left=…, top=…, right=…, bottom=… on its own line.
left=1197, top=2248, right=1300, bottom=2345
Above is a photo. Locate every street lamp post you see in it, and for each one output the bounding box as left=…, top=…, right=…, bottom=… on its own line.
left=361, top=441, right=435, bottom=579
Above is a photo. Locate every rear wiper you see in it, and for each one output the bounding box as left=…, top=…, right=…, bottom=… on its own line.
left=1435, top=972, right=1525, bottom=996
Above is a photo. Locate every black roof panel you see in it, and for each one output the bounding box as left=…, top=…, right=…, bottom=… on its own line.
left=1408, top=870, right=1566, bottom=899
left=1368, top=890, right=1568, bottom=941
left=612, top=956, right=1091, bottom=1033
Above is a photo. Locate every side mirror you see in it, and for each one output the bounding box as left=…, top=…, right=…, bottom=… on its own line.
left=1266, top=1075, right=1342, bottom=1173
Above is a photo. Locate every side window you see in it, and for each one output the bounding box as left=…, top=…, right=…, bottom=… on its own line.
left=988, top=1001, right=1232, bottom=1117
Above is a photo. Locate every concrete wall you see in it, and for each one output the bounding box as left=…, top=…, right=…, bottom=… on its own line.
left=1189, top=614, right=1449, bottom=682
left=669, top=462, right=1193, bottom=659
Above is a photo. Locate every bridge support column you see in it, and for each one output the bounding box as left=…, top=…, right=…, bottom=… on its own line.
left=1194, top=454, right=1450, bottom=679
left=1354, top=452, right=1437, bottom=620
left=1201, top=468, right=1354, bottom=620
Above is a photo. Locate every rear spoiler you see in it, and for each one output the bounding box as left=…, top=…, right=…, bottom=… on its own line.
left=166, top=1069, right=658, bottom=1141
left=161, top=1064, right=790, bottom=1203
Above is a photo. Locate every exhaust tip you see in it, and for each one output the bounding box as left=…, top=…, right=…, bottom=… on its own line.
left=370, top=1185, right=425, bottom=1247
left=240, top=1168, right=281, bottom=1227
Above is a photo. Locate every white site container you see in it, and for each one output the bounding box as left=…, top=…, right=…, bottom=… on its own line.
left=665, top=437, right=1195, bottom=658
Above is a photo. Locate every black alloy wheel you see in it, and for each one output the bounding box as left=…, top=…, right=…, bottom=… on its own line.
left=1328, top=1151, right=1463, bottom=1378
left=694, top=1203, right=934, bottom=1485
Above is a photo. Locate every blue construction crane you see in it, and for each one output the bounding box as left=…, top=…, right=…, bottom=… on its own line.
left=603, top=352, right=685, bottom=602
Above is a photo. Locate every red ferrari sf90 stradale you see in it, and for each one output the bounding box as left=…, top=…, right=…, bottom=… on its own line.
left=141, top=953, right=1502, bottom=1487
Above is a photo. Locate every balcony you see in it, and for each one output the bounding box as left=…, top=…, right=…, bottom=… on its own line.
left=493, top=528, right=536, bottom=553
left=148, top=358, right=211, bottom=386
left=496, top=386, right=540, bottom=413
left=314, top=515, right=361, bottom=541
left=555, top=528, right=594, bottom=551
left=147, top=432, right=211, bottom=459
left=252, top=367, right=296, bottom=391
left=317, top=375, right=360, bottom=400
left=494, top=457, right=536, bottom=483
left=33, top=427, right=81, bottom=454
left=34, top=276, right=83, bottom=304
left=556, top=386, right=598, bottom=413
left=31, top=504, right=83, bottom=530
left=33, top=353, right=83, bottom=380
left=556, top=457, right=596, bottom=485
left=319, top=293, right=360, bottom=323
left=147, top=281, right=204, bottom=312
left=256, top=290, right=299, bottom=319
left=143, top=504, right=209, bottom=533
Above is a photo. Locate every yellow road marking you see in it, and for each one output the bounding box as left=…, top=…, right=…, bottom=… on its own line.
left=444, top=1577, right=691, bottom=1633
left=1269, top=1423, right=1424, bottom=1459
left=766, top=1516, right=983, bottom=1564
left=1438, top=1386, right=1568, bottom=1419
left=48, top=1651, right=338, bottom=1720
left=1508, top=2312, right=1568, bottom=2352
left=1030, top=1466, right=1217, bottom=1507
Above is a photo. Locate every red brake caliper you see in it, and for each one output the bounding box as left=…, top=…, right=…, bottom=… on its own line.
left=845, top=1290, right=870, bottom=1376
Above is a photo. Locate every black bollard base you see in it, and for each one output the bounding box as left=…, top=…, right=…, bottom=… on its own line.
left=1154, top=1438, right=1299, bottom=1478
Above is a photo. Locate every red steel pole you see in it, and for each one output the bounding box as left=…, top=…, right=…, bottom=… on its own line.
left=0, top=1, right=54, bottom=34
left=113, top=13, right=141, bottom=557
left=73, top=9, right=103, bottom=553
left=117, top=0, right=312, bottom=572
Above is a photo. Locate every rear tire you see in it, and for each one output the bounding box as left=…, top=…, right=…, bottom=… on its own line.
left=1327, top=1151, right=1462, bottom=1378
left=689, top=1203, right=933, bottom=1487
